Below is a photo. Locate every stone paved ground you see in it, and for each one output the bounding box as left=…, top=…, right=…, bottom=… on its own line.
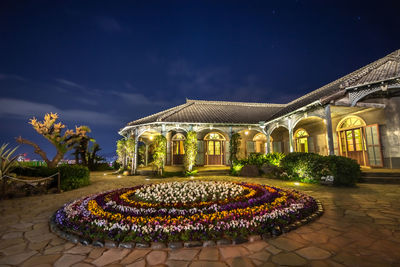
left=1, top=172, right=400, bottom=267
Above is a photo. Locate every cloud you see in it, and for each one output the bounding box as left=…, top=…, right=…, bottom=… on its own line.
left=55, top=78, right=101, bottom=96
left=110, top=91, right=168, bottom=106
left=95, top=16, right=123, bottom=33
left=0, top=98, right=117, bottom=125
left=55, top=78, right=85, bottom=90
left=0, top=73, right=26, bottom=81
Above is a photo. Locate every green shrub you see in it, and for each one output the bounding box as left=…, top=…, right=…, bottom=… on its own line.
left=13, top=164, right=90, bottom=191
left=58, top=165, right=90, bottom=191
left=230, top=162, right=244, bottom=176
left=280, top=152, right=327, bottom=183
left=238, top=152, right=285, bottom=167
left=325, top=155, right=360, bottom=186
left=280, top=152, right=360, bottom=186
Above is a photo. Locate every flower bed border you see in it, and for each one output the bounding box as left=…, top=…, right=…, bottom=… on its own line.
left=49, top=199, right=324, bottom=249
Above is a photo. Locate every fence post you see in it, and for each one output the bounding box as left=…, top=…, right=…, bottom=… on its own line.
left=57, top=172, right=61, bottom=193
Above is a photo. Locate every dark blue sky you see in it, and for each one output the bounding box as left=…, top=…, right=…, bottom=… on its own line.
left=1, top=1, right=399, bottom=159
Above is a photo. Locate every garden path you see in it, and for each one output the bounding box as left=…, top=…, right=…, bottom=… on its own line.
left=0, top=172, right=399, bottom=266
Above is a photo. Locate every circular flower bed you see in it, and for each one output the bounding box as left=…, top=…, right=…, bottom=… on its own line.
left=52, top=181, right=320, bottom=245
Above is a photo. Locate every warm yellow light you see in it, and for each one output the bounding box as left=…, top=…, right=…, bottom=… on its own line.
left=103, top=173, right=107, bottom=176
left=294, top=182, right=300, bottom=186
left=190, top=176, right=195, bottom=179
left=149, top=136, right=154, bottom=140
left=245, top=131, right=249, bottom=135
left=117, top=175, right=121, bottom=178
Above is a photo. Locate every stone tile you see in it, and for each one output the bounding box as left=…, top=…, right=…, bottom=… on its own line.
left=268, top=237, right=305, bottom=251
left=0, top=242, right=27, bottom=255
left=21, top=254, right=62, bottom=267
left=2, top=231, right=23, bottom=239
left=296, top=246, right=331, bottom=260
left=88, top=248, right=106, bottom=259
left=91, top=248, right=130, bottom=266
left=298, top=232, right=329, bottom=244
left=248, top=250, right=271, bottom=262
left=72, top=263, right=94, bottom=267
left=126, top=259, right=146, bottom=267
left=243, top=241, right=268, bottom=253
left=226, top=257, right=254, bottom=267
left=66, top=245, right=93, bottom=255
left=146, top=250, right=168, bottom=265
left=0, top=238, right=25, bottom=249
left=120, top=249, right=150, bottom=264
left=189, top=261, right=228, bottom=267
left=28, top=240, right=49, bottom=250
left=198, top=247, right=219, bottom=261
left=169, top=249, right=199, bottom=261
left=0, top=251, right=37, bottom=265
left=271, top=252, right=307, bottom=266
left=219, top=246, right=249, bottom=259
left=265, top=245, right=281, bottom=255
left=165, top=260, right=190, bottom=267
left=54, top=255, right=87, bottom=267
left=43, top=244, right=66, bottom=255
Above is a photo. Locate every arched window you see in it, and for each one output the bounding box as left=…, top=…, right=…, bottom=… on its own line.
left=337, top=116, right=366, bottom=131
left=172, top=133, right=185, bottom=155
left=253, top=133, right=267, bottom=154
left=204, top=132, right=225, bottom=140
left=294, top=129, right=309, bottom=152
left=336, top=116, right=367, bottom=163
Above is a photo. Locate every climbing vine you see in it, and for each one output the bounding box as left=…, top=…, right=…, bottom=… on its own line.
left=152, top=135, right=167, bottom=176
left=184, top=131, right=198, bottom=172
left=229, top=132, right=241, bottom=165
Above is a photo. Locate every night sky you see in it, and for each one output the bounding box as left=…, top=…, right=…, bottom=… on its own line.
left=1, top=1, right=399, bottom=160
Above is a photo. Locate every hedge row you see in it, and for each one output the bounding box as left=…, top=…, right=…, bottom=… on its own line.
left=13, top=165, right=90, bottom=191
left=233, top=152, right=361, bottom=186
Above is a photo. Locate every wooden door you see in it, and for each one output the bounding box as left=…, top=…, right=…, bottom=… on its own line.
left=206, top=140, right=223, bottom=165
left=172, top=140, right=184, bottom=165
left=340, top=128, right=366, bottom=165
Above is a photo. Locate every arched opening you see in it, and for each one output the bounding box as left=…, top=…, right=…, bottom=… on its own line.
left=171, top=133, right=185, bottom=165
left=293, top=116, right=327, bottom=155
left=204, top=132, right=226, bottom=165
left=337, top=115, right=368, bottom=166
left=253, top=133, right=267, bottom=154
left=138, top=130, right=161, bottom=166
left=270, top=126, right=289, bottom=154
left=294, top=129, right=309, bottom=152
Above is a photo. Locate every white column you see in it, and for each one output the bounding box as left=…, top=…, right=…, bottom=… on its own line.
left=266, top=134, right=271, bottom=154
left=325, top=104, right=335, bottom=155
left=288, top=118, right=294, bottom=153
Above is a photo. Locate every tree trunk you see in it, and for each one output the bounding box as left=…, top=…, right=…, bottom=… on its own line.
left=50, top=151, right=65, bottom=168
left=16, top=137, right=51, bottom=166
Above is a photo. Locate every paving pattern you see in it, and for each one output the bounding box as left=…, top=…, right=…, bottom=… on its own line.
left=1, top=172, right=400, bottom=267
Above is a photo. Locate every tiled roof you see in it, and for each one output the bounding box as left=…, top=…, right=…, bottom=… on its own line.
left=127, top=99, right=285, bottom=126
left=269, top=49, right=400, bottom=119
left=125, top=49, right=400, bottom=128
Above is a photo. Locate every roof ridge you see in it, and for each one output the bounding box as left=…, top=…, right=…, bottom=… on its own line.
left=127, top=104, right=183, bottom=126
left=157, top=101, right=195, bottom=122
left=186, top=99, right=286, bottom=107
left=286, top=48, right=399, bottom=106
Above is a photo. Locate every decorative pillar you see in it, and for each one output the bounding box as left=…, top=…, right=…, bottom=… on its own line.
left=325, top=104, right=335, bottom=155
left=288, top=118, right=294, bottom=153
left=266, top=134, right=271, bottom=154
left=133, top=129, right=139, bottom=175
left=145, top=144, right=149, bottom=166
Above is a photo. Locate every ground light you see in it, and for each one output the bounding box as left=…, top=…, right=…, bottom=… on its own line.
left=294, top=182, right=300, bottom=186
left=103, top=173, right=107, bottom=176
left=117, top=175, right=121, bottom=178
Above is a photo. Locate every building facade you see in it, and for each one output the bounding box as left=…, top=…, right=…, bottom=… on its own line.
left=119, top=49, right=400, bottom=172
